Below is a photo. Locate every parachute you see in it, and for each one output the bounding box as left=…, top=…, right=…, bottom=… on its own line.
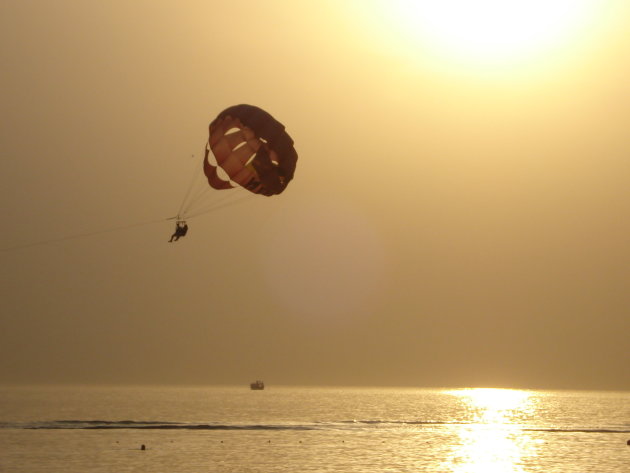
left=174, top=105, right=298, bottom=222
left=204, top=104, right=298, bottom=196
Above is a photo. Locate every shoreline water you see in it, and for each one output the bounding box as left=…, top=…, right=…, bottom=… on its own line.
left=1, top=386, right=629, bottom=473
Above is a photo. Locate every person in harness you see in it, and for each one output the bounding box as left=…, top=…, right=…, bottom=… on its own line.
left=169, top=221, right=188, bottom=242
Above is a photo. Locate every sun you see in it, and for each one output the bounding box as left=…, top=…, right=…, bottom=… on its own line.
left=365, top=0, right=599, bottom=67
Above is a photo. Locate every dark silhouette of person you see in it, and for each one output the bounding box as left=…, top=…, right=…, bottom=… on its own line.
left=169, top=222, right=188, bottom=242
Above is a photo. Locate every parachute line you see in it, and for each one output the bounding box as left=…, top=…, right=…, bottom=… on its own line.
left=185, top=191, right=251, bottom=217
left=183, top=192, right=254, bottom=219
left=0, top=218, right=169, bottom=252
left=175, top=153, right=253, bottom=220
left=177, top=157, right=204, bottom=219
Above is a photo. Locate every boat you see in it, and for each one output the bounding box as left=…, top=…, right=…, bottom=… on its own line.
left=250, top=380, right=265, bottom=390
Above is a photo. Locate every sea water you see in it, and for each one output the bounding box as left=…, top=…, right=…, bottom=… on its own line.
left=0, top=385, right=628, bottom=472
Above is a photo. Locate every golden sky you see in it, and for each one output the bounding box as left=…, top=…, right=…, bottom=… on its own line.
left=1, top=0, right=629, bottom=389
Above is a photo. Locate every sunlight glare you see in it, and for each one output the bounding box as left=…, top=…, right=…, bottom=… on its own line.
left=374, top=0, right=598, bottom=66
left=450, top=388, right=533, bottom=423
left=442, top=389, right=538, bottom=473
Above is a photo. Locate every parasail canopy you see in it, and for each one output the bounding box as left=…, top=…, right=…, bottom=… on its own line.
left=204, top=104, right=298, bottom=196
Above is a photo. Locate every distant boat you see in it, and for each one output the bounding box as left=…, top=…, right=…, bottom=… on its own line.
left=250, top=380, right=265, bottom=390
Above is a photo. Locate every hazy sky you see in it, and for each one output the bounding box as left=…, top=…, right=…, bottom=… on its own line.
left=1, top=0, right=629, bottom=390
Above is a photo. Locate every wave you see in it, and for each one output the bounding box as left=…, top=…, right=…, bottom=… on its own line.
left=2, top=419, right=629, bottom=434
left=338, top=419, right=469, bottom=426
left=523, top=428, right=630, bottom=434
left=341, top=420, right=630, bottom=433
left=0, top=420, right=317, bottom=431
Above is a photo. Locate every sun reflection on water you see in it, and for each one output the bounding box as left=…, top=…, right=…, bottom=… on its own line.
left=442, top=388, right=538, bottom=473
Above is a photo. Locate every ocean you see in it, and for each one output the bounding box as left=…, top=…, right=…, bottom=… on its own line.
left=0, top=385, right=628, bottom=472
